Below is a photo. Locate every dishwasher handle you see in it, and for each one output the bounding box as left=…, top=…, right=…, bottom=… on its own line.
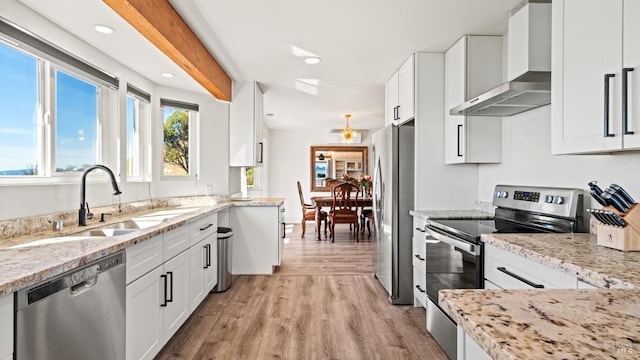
left=17, top=251, right=125, bottom=309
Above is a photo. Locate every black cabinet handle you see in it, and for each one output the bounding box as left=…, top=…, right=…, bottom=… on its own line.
left=203, top=245, right=209, bottom=269
left=160, top=274, right=168, bottom=307
left=623, top=68, right=635, bottom=135
left=414, top=254, right=425, bottom=261
left=396, top=105, right=400, bottom=120
left=257, top=142, right=264, bottom=164
left=166, top=271, right=174, bottom=303
left=497, top=267, right=544, bottom=288
left=415, top=284, right=426, bottom=293
left=415, top=226, right=426, bottom=232
left=604, top=73, right=616, bottom=137
left=199, top=223, right=214, bottom=231
left=457, top=124, right=463, bottom=157
left=206, top=244, right=211, bottom=268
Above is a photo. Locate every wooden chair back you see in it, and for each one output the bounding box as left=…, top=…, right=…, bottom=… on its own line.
left=331, top=182, right=360, bottom=213
left=297, top=181, right=314, bottom=210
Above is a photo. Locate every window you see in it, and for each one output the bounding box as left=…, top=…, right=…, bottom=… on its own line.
left=0, top=19, right=118, bottom=180
left=55, top=70, right=99, bottom=172
left=161, top=99, right=198, bottom=177
left=126, top=84, right=151, bottom=180
left=0, top=42, right=39, bottom=175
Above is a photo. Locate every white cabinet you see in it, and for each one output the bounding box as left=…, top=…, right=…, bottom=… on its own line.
left=231, top=205, right=283, bottom=274
left=0, top=294, right=12, bottom=360
left=126, top=266, right=164, bottom=360
left=386, top=54, right=415, bottom=125
left=125, top=211, right=218, bottom=360
left=229, top=81, right=264, bottom=167
left=444, top=35, right=502, bottom=164
left=162, top=250, right=190, bottom=341
left=189, top=213, right=218, bottom=311
left=551, top=0, right=640, bottom=154
left=484, top=243, right=577, bottom=289
left=412, top=216, right=427, bottom=308
left=457, top=327, right=491, bottom=360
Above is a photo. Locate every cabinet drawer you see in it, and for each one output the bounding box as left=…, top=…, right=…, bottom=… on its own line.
left=126, top=235, right=163, bottom=284
left=413, top=267, right=427, bottom=308
left=189, top=213, right=218, bottom=246
left=413, top=217, right=428, bottom=239
left=485, top=244, right=577, bottom=289
left=412, top=237, right=426, bottom=274
left=164, top=226, right=190, bottom=260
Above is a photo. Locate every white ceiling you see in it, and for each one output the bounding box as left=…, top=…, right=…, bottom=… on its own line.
left=17, top=0, right=519, bottom=131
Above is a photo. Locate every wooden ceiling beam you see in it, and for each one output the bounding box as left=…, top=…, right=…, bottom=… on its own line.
left=103, top=0, right=232, bottom=101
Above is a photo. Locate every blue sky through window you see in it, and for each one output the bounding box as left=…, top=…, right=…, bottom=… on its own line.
left=0, top=43, right=38, bottom=175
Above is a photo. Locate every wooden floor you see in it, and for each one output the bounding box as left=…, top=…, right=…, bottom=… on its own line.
left=157, top=223, right=448, bottom=360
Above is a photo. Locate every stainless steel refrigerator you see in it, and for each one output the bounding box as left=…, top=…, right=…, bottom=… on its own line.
left=372, top=122, right=414, bottom=305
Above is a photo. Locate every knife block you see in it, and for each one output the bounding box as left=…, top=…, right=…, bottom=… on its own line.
left=596, top=204, right=640, bottom=251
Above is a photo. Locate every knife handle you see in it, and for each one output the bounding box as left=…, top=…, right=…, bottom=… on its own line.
left=610, top=183, right=636, bottom=204
left=588, top=181, right=604, bottom=196
left=601, top=193, right=626, bottom=213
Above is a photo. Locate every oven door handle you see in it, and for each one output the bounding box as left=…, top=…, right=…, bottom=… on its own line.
left=425, top=226, right=478, bottom=255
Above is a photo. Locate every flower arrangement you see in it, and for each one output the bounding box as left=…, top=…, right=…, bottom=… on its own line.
left=358, top=174, right=372, bottom=189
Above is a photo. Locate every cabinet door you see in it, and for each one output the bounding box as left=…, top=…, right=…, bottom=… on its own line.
left=0, top=294, right=12, bottom=360
left=622, top=0, right=640, bottom=149
left=254, top=82, right=264, bottom=166
left=397, top=54, right=415, bottom=123
left=230, top=81, right=261, bottom=166
left=230, top=206, right=279, bottom=274
left=163, top=250, right=190, bottom=341
left=552, top=0, right=623, bottom=154
left=445, top=37, right=467, bottom=164
left=204, top=236, right=218, bottom=292
left=189, top=240, right=206, bottom=312
left=126, top=267, right=164, bottom=360
left=386, top=71, right=399, bottom=126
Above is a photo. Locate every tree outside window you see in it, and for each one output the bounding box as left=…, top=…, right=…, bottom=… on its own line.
left=162, top=107, right=189, bottom=176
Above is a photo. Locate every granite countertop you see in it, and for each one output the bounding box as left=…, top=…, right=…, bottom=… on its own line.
left=439, top=288, right=640, bottom=360
left=483, top=233, right=640, bottom=289
left=0, top=197, right=284, bottom=296
left=438, top=232, right=640, bottom=359
left=409, top=209, right=494, bottom=220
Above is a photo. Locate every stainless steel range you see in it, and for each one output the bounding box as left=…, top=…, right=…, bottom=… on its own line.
left=423, top=185, right=585, bottom=359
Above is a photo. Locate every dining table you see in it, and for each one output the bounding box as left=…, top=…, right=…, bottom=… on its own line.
left=310, top=196, right=373, bottom=240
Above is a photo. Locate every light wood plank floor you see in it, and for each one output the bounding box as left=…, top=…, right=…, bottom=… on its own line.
left=157, top=223, right=447, bottom=360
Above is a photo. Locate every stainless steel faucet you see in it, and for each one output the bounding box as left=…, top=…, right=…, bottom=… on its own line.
left=79, top=165, right=122, bottom=226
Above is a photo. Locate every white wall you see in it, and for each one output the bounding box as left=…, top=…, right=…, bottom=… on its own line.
left=477, top=105, right=640, bottom=208
left=0, top=1, right=231, bottom=221
left=268, top=129, right=373, bottom=224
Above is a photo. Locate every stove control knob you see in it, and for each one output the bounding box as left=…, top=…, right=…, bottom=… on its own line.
left=545, top=195, right=554, bottom=203
left=494, top=191, right=501, bottom=198
left=554, top=196, right=565, bottom=204
left=496, top=191, right=508, bottom=198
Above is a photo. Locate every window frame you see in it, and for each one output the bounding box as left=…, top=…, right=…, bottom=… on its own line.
left=0, top=19, right=119, bottom=185
left=126, top=84, right=151, bottom=182
left=160, top=100, right=199, bottom=180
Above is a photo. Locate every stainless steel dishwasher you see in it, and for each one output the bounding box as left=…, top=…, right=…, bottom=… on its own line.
left=16, top=251, right=125, bottom=360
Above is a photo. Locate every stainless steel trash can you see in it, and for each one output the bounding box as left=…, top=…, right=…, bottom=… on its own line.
left=212, top=227, right=233, bottom=292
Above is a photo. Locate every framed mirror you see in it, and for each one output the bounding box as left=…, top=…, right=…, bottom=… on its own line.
left=310, top=146, right=368, bottom=192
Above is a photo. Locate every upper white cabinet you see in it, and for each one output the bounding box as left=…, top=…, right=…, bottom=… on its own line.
left=444, top=35, right=503, bottom=164
left=230, top=81, right=264, bottom=167
left=386, top=54, right=415, bottom=125
left=551, top=0, right=640, bottom=154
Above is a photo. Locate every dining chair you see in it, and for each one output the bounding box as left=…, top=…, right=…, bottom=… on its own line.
left=329, top=182, right=360, bottom=242
left=325, top=178, right=341, bottom=189
left=297, top=181, right=327, bottom=238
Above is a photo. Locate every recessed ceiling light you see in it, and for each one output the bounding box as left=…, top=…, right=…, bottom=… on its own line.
left=305, top=56, right=321, bottom=64
left=94, top=24, right=115, bottom=34
left=161, top=72, right=175, bottom=78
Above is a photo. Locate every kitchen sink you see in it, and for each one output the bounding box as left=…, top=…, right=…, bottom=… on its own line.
left=71, top=220, right=142, bottom=237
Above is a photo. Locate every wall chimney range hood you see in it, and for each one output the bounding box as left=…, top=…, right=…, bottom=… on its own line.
left=450, top=0, right=551, bottom=117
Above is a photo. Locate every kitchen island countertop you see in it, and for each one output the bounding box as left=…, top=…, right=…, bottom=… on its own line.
left=439, top=232, right=640, bottom=359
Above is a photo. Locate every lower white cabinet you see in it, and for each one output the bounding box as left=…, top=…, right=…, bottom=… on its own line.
left=126, top=210, right=219, bottom=360
left=189, top=234, right=217, bottom=311
left=411, top=216, right=427, bottom=308
left=457, top=326, right=491, bottom=360
left=484, top=243, right=578, bottom=289
left=0, top=293, right=12, bottom=360
left=230, top=205, right=283, bottom=274
left=126, top=266, right=164, bottom=360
